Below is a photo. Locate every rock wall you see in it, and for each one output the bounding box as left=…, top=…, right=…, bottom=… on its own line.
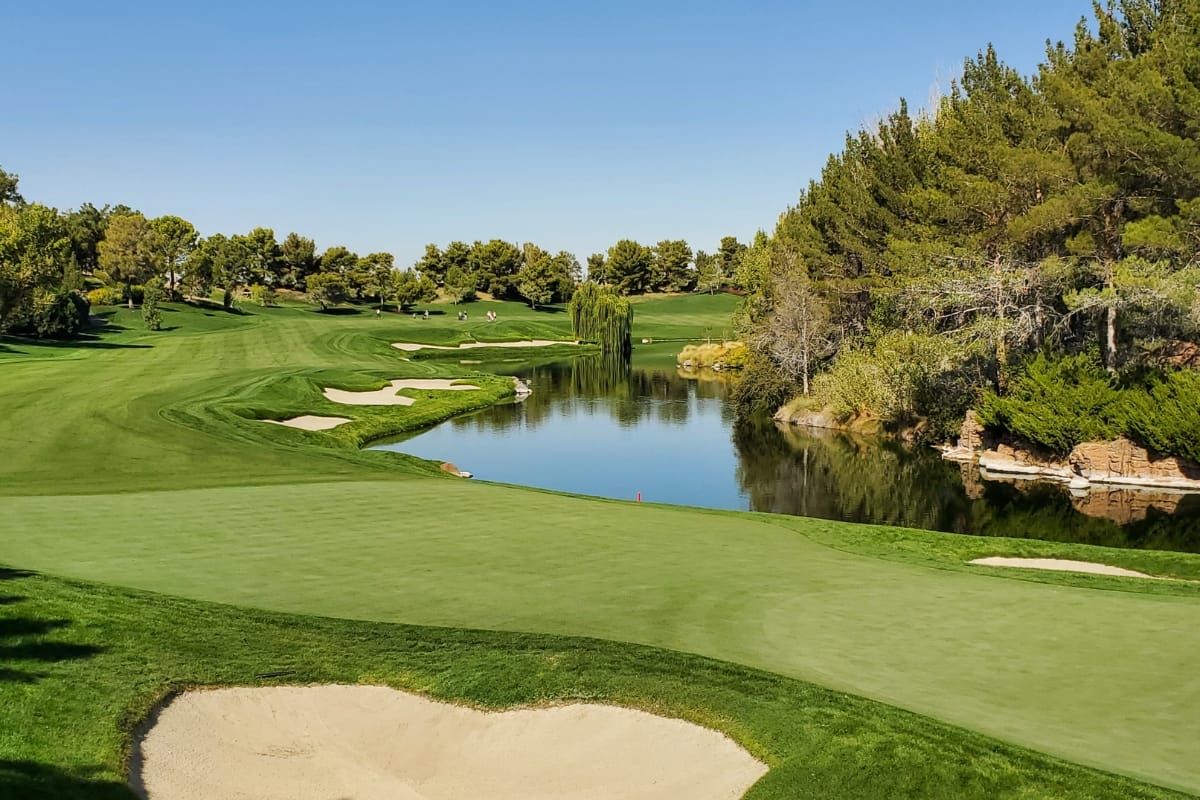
left=1070, top=438, right=1200, bottom=489
left=971, top=436, right=1200, bottom=491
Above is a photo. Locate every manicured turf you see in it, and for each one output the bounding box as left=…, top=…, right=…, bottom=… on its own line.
left=0, top=568, right=1190, bottom=800
left=2, top=294, right=1199, bottom=796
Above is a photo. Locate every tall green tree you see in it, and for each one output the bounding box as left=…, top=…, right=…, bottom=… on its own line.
left=97, top=212, right=153, bottom=308
left=387, top=269, right=437, bottom=310
left=652, top=239, right=694, bottom=292
left=238, top=227, right=281, bottom=286
left=443, top=264, right=475, bottom=304
left=586, top=253, right=608, bottom=284
left=358, top=252, right=396, bottom=306
left=62, top=203, right=110, bottom=273
left=148, top=215, right=198, bottom=298
left=0, top=203, right=71, bottom=330
left=695, top=250, right=721, bottom=294
left=280, top=233, right=317, bottom=289
left=470, top=239, right=524, bottom=298
left=414, top=243, right=446, bottom=286
left=605, top=239, right=653, bottom=295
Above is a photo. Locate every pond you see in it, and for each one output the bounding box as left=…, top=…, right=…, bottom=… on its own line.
left=371, top=354, right=1200, bottom=552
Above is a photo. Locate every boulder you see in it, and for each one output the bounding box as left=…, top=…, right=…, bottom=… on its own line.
left=1069, top=437, right=1200, bottom=490
left=978, top=443, right=1075, bottom=481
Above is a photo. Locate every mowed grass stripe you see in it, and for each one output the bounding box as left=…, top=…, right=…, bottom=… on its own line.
left=4, top=479, right=1200, bottom=793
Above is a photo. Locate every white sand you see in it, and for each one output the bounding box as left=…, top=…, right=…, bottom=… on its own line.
left=969, top=557, right=1159, bottom=579
left=262, top=415, right=352, bottom=431
left=132, top=685, right=767, bottom=800
left=322, top=379, right=480, bottom=406
left=392, top=339, right=574, bottom=351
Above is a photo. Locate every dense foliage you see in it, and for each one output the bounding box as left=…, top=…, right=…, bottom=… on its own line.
left=738, top=1, right=1200, bottom=452
left=979, top=352, right=1200, bottom=458
left=568, top=282, right=633, bottom=355
left=978, top=353, right=1127, bottom=453
left=1123, top=369, right=1200, bottom=463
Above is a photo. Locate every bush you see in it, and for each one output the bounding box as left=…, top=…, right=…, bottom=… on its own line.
left=86, top=287, right=123, bottom=306
left=977, top=353, right=1126, bottom=454
left=125, top=284, right=145, bottom=305
left=142, top=286, right=163, bottom=331
left=677, top=342, right=747, bottom=369
left=731, top=350, right=797, bottom=415
left=808, top=331, right=979, bottom=439
left=249, top=284, right=277, bottom=307
left=1125, top=369, right=1200, bottom=462
left=35, top=291, right=90, bottom=338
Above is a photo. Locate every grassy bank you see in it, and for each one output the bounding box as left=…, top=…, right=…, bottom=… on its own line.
left=0, top=567, right=1189, bottom=800
left=2, top=293, right=1199, bottom=796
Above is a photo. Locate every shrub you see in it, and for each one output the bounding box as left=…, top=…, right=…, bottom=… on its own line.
left=1125, top=369, right=1200, bottom=462
left=977, top=353, right=1126, bottom=454
left=678, top=342, right=747, bottom=369
left=731, top=350, right=797, bottom=415
left=35, top=290, right=90, bottom=338
left=807, top=331, right=979, bottom=439
left=249, top=284, right=277, bottom=307
left=125, top=284, right=145, bottom=305
left=86, top=287, right=123, bottom=306
left=142, top=286, right=163, bottom=330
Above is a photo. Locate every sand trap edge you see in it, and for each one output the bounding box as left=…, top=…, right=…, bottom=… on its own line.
left=968, top=557, right=1160, bottom=580
left=262, top=415, right=352, bottom=431
left=128, top=684, right=769, bottom=800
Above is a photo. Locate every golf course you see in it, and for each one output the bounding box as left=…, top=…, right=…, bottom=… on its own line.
left=2, top=294, right=1199, bottom=798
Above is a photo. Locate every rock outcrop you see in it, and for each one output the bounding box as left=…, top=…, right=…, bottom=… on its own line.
left=942, top=410, right=990, bottom=461
left=974, top=436, right=1200, bottom=491
left=1069, top=437, right=1200, bottom=489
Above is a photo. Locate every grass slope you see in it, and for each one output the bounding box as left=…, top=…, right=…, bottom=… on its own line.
left=0, top=568, right=1189, bottom=800
left=2, top=294, right=1199, bottom=795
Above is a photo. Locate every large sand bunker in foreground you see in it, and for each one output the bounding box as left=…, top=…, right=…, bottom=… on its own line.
left=969, top=556, right=1159, bottom=579
left=392, top=339, right=575, bottom=351
left=132, top=685, right=767, bottom=800
left=323, top=379, right=480, bottom=406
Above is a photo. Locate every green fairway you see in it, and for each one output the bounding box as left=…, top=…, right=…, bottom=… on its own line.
left=2, top=295, right=1199, bottom=796
left=3, top=568, right=1188, bottom=800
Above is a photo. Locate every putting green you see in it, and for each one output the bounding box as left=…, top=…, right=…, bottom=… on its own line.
left=2, top=296, right=1199, bottom=794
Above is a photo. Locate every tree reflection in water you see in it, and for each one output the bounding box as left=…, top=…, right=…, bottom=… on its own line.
left=374, top=354, right=1200, bottom=552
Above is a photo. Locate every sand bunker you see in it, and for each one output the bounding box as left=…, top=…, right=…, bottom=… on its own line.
left=133, top=685, right=767, bottom=800
left=262, top=415, right=351, bottom=431
left=392, top=339, right=574, bottom=352
left=322, top=379, right=480, bottom=406
left=969, top=557, right=1159, bottom=579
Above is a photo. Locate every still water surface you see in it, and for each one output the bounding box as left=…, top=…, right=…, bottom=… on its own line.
left=372, top=355, right=1200, bottom=552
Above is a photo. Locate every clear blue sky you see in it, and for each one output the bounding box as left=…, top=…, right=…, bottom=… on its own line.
left=4, top=0, right=1088, bottom=266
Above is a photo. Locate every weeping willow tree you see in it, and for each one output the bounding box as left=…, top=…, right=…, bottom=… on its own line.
left=569, top=282, right=633, bottom=356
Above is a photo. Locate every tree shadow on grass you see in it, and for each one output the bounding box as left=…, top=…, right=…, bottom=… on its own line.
left=183, top=297, right=251, bottom=316
left=313, top=306, right=364, bottom=316
left=0, top=334, right=150, bottom=352
left=0, top=760, right=136, bottom=800
left=0, top=569, right=104, bottom=684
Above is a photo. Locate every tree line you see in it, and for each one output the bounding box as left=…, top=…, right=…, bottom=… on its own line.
left=2, top=168, right=754, bottom=337
left=735, top=0, right=1200, bottom=447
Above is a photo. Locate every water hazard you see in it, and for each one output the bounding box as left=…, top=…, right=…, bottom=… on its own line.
left=371, top=354, right=1200, bottom=552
